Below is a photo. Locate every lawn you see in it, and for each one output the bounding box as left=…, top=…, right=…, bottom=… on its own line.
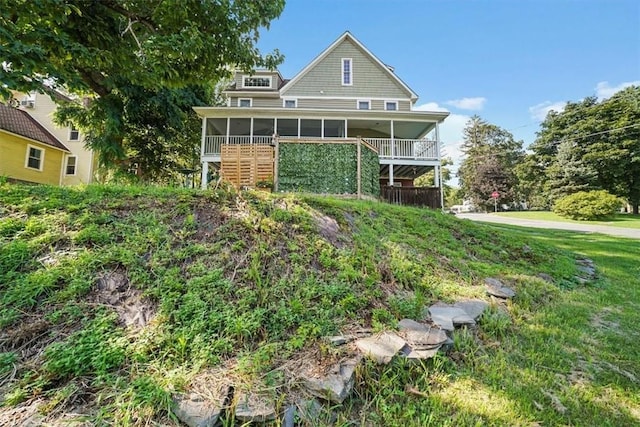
left=496, top=211, right=640, bottom=229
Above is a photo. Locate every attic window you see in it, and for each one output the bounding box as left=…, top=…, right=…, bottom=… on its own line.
left=69, top=125, right=80, bottom=141
left=385, top=101, right=398, bottom=111
left=342, top=58, right=352, bottom=86
left=242, top=76, right=272, bottom=88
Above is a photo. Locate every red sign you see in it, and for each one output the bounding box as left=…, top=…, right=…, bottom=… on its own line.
left=491, top=191, right=499, bottom=199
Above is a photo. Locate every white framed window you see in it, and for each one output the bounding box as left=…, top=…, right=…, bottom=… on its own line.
left=65, top=155, right=77, bottom=175
left=385, top=101, right=398, bottom=111
left=342, top=58, right=352, bottom=86
left=283, top=99, right=297, bottom=108
left=242, top=75, right=272, bottom=88
left=238, top=98, right=252, bottom=107
left=25, top=145, right=44, bottom=171
left=357, top=100, right=370, bottom=110
left=69, top=125, right=80, bottom=141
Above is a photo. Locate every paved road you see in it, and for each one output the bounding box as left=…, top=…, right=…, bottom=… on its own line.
left=456, top=213, right=640, bottom=240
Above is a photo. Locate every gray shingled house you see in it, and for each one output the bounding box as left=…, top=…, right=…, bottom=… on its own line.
left=194, top=32, right=449, bottom=205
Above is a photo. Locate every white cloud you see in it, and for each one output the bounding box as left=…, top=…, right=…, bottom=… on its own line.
left=528, top=101, right=566, bottom=122
left=595, top=80, right=640, bottom=100
left=413, top=102, right=449, bottom=112
left=445, top=97, right=487, bottom=111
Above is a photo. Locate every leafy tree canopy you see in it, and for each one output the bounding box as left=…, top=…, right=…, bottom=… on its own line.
left=0, top=0, right=284, bottom=98
left=529, top=86, right=640, bottom=213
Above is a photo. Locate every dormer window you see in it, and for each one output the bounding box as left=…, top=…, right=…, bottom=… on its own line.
left=238, top=98, right=252, bottom=107
left=242, top=75, right=272, bottom=88
left=342, top=58, right=352, bottom=86
left=283, top=99, right=297, bottom=108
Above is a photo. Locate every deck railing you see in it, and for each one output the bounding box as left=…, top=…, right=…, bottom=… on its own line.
left=203, top=136, right=438, bottom=161
left=365, top=138, right=438, bottom=160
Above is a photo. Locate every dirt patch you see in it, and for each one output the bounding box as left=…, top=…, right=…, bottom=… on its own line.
left=590, top=307, right=622, bottom=332
left=92, top=270, right=155, bottom=330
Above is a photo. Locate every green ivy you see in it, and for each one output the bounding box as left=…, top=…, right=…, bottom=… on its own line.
left=278, top=142, right=380, bottom=196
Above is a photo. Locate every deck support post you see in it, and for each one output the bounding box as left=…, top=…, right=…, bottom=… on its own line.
left=201, top=161, right=209, bottom=190
left=389, top=163, right=394, bottom=186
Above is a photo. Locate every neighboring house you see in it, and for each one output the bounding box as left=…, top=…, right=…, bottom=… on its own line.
left=1, top=91, right=95, bottom=185
left=194, top=31, right=449, bottom=202
left=0, top=103, right=71, bottom=185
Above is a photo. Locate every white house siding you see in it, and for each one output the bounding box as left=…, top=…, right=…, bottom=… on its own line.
left=283, top=39, right=410, bottom=100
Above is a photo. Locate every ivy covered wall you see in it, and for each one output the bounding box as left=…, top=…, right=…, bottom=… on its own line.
left=277, top=142, right=380, bottom=196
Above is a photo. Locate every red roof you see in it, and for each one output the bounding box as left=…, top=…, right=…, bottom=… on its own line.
left=0, top=104, right=69, bottom=151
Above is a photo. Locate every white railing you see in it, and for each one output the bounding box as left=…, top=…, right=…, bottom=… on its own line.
left=204, top=135, right=439, bottom=161
left=365, top=138, right=438, bottom=160
left=203, top=135, right=273, bottom=156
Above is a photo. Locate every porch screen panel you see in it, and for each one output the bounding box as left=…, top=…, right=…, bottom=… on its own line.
left=229, top=118, right=251, bottom=135
left=300, top=119, right=321, bottom=137
left=253, top=118, right=274, bottom=136
left=324, top=120, right=345, bottom=138
left=277, top=119, right=298, bottom=137
left=206, top=118, right=227, bottom=135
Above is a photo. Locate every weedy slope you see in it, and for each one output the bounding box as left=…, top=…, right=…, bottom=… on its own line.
left=0, top=183, right=637, bottom=426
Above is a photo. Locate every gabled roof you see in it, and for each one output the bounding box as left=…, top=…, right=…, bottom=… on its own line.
left=0, top=104, right=69, bottom=151
left=280, top=31, right=419, bottom=101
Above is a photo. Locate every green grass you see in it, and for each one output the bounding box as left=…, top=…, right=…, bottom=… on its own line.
left=0, top=183, right=638, bottom=425
left=496, top=211, right=640, bottom=229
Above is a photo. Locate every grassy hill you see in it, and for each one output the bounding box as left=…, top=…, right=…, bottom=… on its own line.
left=0, top=183, right=638, bottom=425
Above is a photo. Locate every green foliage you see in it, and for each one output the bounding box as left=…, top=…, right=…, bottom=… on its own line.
left=44, top=313, right=127, bottom=379
left=553, top=190, right=622, bottom=220
left=278, top=142, right=380, bottom=196
left=530, top=86, right=640, bottom=213
left=458, top=115, right=524, bottom=211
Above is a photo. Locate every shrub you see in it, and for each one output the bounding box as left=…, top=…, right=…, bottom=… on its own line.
left=553, top=190, right=622, bottom=220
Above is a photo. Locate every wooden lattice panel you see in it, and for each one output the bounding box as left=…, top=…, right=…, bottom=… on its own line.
left=220, top=144, right=274, bottom=188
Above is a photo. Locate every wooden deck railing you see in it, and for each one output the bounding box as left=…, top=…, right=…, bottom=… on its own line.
left=203, top=136, right=438, bottom=161
left=381, top=186, right=441, bottom=209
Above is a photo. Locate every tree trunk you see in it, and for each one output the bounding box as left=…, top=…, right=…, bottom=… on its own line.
left=634, top=204, right=639, bottom=215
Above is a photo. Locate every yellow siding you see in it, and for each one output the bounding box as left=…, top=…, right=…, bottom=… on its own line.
left=0, top=131, right=65, bottom=185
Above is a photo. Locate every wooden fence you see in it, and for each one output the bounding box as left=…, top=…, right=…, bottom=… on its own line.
left=380, top=186, right=441, bottom=209
left=220, top=144, right=274, bottom=188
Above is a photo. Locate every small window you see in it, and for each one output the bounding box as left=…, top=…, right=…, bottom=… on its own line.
left=26, top=145, right=43, bottom=170
left=342, top=58, right=352, bottom=86
left=283, top=99, right=297, bottom=108
left=65, top=155, right=77, bottom=175
left=69, top=125, right=80, bottom=141
left=357, top=100, right=370, bottom=110
left=238, top=98, right=252, bottom=107
left=385, top=101, right=398, bottom=111
left=242, top=76, right=272, bottom=88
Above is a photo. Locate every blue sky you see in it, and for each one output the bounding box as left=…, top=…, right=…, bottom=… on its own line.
left=257, top=0, right=640, bottom=180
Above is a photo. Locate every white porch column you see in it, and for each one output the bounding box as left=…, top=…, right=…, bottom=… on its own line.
left=390, top=120, right=395, bottom=158
left=201, top=161, right=209, bottom=190
left=389, top=164, right=394, bottom=186
left=434, top=165, right=440, bottom=187
left=436, top=121, right=444, bottom=210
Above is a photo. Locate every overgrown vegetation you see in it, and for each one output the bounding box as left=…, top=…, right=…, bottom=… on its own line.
left=1, top=182, right=638, bottom=425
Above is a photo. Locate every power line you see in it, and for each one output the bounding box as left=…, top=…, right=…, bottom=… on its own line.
left=552, top=123, right=640, bottom=146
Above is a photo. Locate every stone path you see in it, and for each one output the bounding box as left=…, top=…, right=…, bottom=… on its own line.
left=456, top=213, right=640, bottom=239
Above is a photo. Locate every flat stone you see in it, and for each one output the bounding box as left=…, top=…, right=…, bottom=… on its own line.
left=485, top=278, right=516, bottom=299
left=577, top=265, right=596, bottom=276
left=429, top=305, right=476, bottom=331
left=283, top=399, right=325, bottom=427
left=536, top=273, right=555, bottom=283
left=300, top=356, right=360, bottom=403
left=355, top=331, right=406, bottom=364
left=401, top=345, right=440, bottom=360
left=173, top=389, right=228, bottom=427
left=454, top=299, right=489, bottom=321
left=398, top=319, right=448, bottom=349
left=326, top=335, right=348, bottom=346
left=234, top=390, right=276, bottom=423
left=576, top=258, right=594, bottom=267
